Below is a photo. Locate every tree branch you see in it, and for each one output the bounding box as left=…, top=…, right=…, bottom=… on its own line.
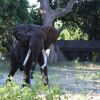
left=39, top=0, right=91, bottom=26
left=54, top=0, right=78, bottom=19
left=40, top=0, right=51, bottom=14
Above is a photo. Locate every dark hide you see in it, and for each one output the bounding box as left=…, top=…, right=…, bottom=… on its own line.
left=7, top=24, right=59, bottom=85
left=13, top=24, right=59, bottom=49
left=8, top=40, right=29, bottom=77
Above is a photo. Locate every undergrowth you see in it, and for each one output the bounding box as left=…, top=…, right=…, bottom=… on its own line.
left=0, top=73, right=65, bottom=100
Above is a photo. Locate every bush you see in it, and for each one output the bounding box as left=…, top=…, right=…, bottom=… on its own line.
left=0, top=74, right=64, bottom=100
left=58, top=28, right=88, bottom=40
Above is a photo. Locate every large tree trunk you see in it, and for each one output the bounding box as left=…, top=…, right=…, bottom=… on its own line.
left=39, top=0, right=92, bottom=63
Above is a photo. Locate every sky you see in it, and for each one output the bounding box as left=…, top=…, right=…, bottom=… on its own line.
left=28, top=0, right=38, bottom=5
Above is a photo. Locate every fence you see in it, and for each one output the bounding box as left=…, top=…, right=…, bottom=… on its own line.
left=54, top=40, right=100, bottom=61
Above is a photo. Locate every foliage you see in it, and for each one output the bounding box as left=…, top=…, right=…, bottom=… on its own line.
left=28, top=8, right=42, bottom=25
left=0, top=0, right=42, bottom=53
left=0, top=74, right=64, bottom=100
left=52, top=0, right=100, bottom=40
left=78, top=0, right=100, bottom=40
left=58, top=28, right=88, bottom=40
left=0, top=41, right=7, bottom=54
left=0, top=0, right=100, bottom=53
left=0, top=0, right=29, bottom=52
left=58, top=0, right=100, bottom=40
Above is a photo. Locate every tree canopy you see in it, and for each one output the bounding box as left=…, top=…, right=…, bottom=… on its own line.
left=0, top=0, right=100, bottom=53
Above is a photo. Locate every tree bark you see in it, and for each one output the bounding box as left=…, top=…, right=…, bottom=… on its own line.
left=40, top=0, right=92, bottom=26
left=39, top=0, right=92, bottom=62
left=40, top=0, right=85, bottom=26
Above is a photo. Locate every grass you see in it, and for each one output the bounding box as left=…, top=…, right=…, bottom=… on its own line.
left=0, top=74, right=64, bottom=100
left=75, top=72, right=100, bottom=81
left=0, top=60, right=10, bottom=72
left=50, top=60, right=100, bottom=70
left=0, top=59, right=100, bottom=71
left=0, top=74, right=99, bottom=100
left=0, top=60, right=100, bottom=100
